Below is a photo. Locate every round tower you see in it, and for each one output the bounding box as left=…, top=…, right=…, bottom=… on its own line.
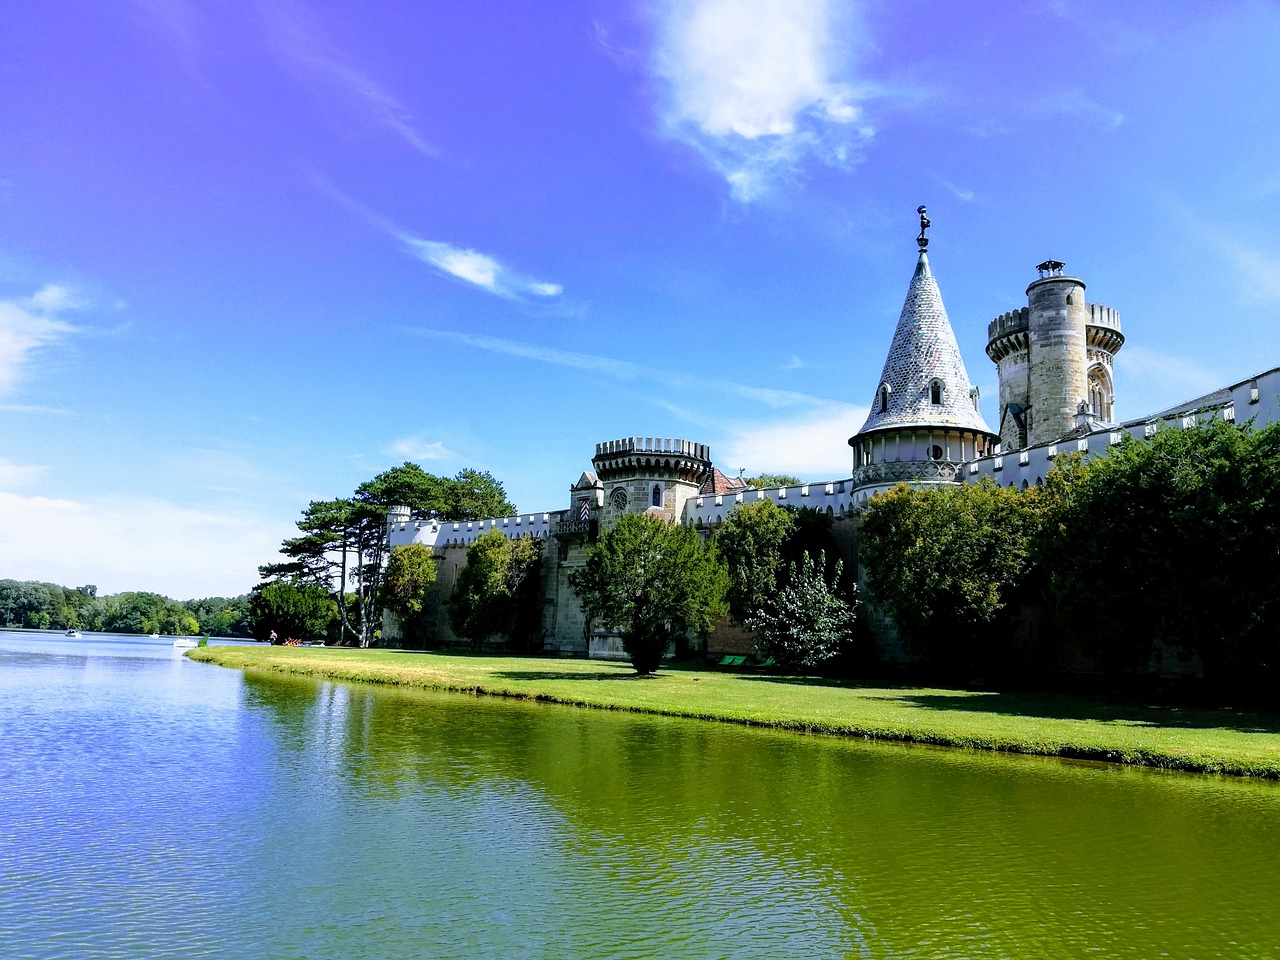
left=986, top=260, right=1123, bottom=450
left=1025, top=260, right=1089, bottom=446
left=590, top=437, right=712, bottom=526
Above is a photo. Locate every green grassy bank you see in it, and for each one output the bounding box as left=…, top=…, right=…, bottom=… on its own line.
left=187, top=646, right=1280, bottom=779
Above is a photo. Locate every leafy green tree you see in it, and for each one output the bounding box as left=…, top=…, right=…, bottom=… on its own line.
left=714, top=500, right=797, bottom=623
left=262, top=464, right=518, bottom=647
left=248, top=581, right=338, bottom=643
left=746, top=552, right=857, bottom=671
left=1040, top=419, right=1280, bottom=691
left=744, top=473, right=801, bottom=489
left=440, top=469, right=517, bottom=521
left=858, top=478, right=1045, bottom=675
left=569, top=514, right=728, bottom=674
left=382, top=543, right=439, bottom=647
left=448, top=531, right=543, bottom=650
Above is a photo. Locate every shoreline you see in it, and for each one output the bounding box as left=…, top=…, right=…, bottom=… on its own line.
left=187, top=646, right=1280, bottom=779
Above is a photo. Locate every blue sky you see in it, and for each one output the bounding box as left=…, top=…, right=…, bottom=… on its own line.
left=3, top=0, right=1279, bottom=598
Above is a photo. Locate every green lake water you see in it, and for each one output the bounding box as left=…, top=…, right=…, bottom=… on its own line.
left=1, top=632, right=1278, bottom=959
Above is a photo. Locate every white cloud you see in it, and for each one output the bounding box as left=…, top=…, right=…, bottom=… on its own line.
left=717, top=402, right=868, bottom=478
left=0, top=458, right=47, bottom=490
left=408, top=328, right=828, bottom=409
left=388, top=437, right=459, bottom=461
left=0, top=491, right=292, bottom=598
left=783, top=354, right=804, bottom=370
left=402, top=237, right=563, bottom=300
left=0, top=285, right=84, bottom=395
left=308, top=180, right=564, bottom=302
left=652, top=0, right=872, bottom=201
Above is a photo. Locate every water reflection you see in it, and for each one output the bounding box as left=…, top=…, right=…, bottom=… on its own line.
left=243, top=670, right=1280, bottom=959
left=2, top=633, right=1278, bottom=959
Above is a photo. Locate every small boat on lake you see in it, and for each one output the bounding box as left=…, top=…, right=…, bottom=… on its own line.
left=65, top=629, right=82, bottom=639
left=171, top=637, right=198, bottom=649
left=148, top=633, right=160, bottom=639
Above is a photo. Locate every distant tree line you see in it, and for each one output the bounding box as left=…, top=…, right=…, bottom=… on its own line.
left=858, top=417, right=1280, bottom=703
left=0, top=581, right=252, bottom=637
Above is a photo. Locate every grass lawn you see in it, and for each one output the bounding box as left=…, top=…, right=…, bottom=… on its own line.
left=188, top=645, right=1280, bottom=779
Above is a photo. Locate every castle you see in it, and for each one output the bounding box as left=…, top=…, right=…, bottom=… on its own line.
left=386, top=211, right=1280, bottom=658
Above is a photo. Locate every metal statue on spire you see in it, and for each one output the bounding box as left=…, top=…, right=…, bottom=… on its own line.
left=917, top=205, right=930, bottom=252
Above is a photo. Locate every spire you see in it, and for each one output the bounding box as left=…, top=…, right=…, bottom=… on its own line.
left=854, top=209, right=995, bottom=438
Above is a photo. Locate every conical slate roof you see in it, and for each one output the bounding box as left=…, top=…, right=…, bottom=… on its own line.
left=854, top=251, right=994, bottom=437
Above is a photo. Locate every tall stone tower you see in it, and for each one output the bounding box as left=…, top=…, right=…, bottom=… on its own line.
left=986, top=260, right=1124, bottom=450
left=848, top=208, right=999, bottom=502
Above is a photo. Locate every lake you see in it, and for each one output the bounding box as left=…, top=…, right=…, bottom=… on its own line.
left=1, top=632, right=1278, bottom=959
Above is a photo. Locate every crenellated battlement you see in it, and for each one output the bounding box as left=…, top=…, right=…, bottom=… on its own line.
left=987, top=306, right=1030, bottom=341
left=594, top=437, right=710, bottom=459
left=591, top=436, right=712, bottom=484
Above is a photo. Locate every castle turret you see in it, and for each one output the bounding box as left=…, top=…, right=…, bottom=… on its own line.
left=590, top=437, right=712, bottom=525
left=848, top=208, right=998, bottom=500
left=986, top=260, right=1123, bottom=449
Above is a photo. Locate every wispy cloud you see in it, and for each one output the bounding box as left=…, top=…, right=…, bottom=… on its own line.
left=402, top=238, right=563, bottom=300
left=405, top=328, right=829, bottom=409
left=718, top=402, right=867, bottom=478
left=0, top=285, right=85, bottom=395
left=936, top=177, right=975, bottom=203
left=1043, top=90, right=1124, bottom=129
left=783, top=354, right=804, bottom=370
left=1114, top=346, right=1223, bottom=416
left=387, top=437, right=461, bottom=462
left=0, top=403, right=73, bottom=414
left=1169, top=200, right=1280, bottom=306
left=310, top=178, right=563, bottom=301
left=266, top=4, right=439, bottom=158
left=651, top=0, right=872, bottom=202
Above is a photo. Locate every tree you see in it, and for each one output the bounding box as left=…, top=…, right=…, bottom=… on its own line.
left=382, top=543, right=439, bottom=647
left=714, top=500, right=796, bottom=623
left=858, top=479, right=1045, bottom=675
left=1040, top=419, right=1280, bottom=691
left=261, top=464, right=519, bottom=648
left=448, top=531, right=544, bottom=650
left=248, top=581, right=337, bottom=643
left=568, top=514, right=728, bottom=674
left=747, top=552, right=857, bottom=671
left=744, top=473, right=801, bottom=489
left=440, top=469, right=517, bottom=521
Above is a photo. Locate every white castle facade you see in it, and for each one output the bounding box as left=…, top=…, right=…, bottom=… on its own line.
left=387, top=214, right=1280, bottom=658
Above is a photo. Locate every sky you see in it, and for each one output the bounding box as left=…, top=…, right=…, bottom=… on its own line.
left=2, top=0, right=1279, bottom=599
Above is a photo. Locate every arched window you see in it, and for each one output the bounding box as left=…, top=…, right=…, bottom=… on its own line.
left=652, top=484, right=662, bottom=507
left=878, top=384, right=891, bottom=413
left=930, top=379, right=943, bottom=405
left=1087, top=365, right=1114, bottom=422
left=929, top=444, right=944, bottom=461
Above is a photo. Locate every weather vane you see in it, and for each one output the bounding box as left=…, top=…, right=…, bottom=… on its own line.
left=917, top=205, right=930, bottom=252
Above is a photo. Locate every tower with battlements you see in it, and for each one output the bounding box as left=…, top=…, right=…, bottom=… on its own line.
left=986, top=260, right=1124, bottom=450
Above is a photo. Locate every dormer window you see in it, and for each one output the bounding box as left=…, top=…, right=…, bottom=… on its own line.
left=929, top=379, right=944, bottom=405
left=878, top=383, right=891, bottom=413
